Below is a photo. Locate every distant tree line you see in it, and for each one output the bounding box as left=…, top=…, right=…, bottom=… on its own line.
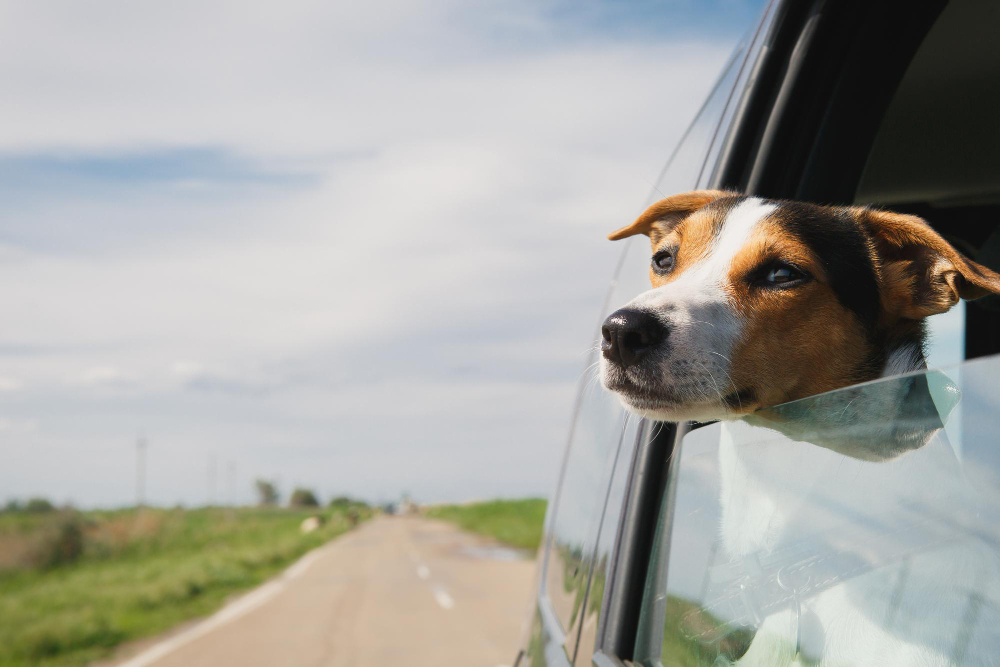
left=3, top=497, right=60, bottom=513
left=252, top=479, right=367, bottom=510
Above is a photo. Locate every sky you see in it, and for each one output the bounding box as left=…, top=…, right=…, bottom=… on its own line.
left=0, top=0, right=764, bottom=507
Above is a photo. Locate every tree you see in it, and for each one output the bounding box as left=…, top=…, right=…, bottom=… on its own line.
left=254, top=479, right=279, bottom=506
left=25, top=497, right=55, bottom=513
left=289, top=488, right=319, bottom=507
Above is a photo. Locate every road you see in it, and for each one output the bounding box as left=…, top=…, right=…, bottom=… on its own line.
left=106, top=515, right=536, bottom=667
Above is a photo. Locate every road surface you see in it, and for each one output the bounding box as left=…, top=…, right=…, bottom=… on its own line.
left=106, top=515, right=536, bottom=667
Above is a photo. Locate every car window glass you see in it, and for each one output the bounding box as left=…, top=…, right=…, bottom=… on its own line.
left=656, top=45, right=746, bottom=197
left=539, top=39, right=751, bottom=653
left=634, top=353, right=1000, bottom=666
left=572, top=416, right=644, bottom=665
left=925, top=302, right=966, bottom=369
left=542, top=357, right=627, bottom=645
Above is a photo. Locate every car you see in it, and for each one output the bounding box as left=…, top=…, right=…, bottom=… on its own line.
left=515, top=0, right=1000, bottom=664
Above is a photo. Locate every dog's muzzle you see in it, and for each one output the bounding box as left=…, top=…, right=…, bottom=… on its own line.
left=600, top=308, right=666, bottom=368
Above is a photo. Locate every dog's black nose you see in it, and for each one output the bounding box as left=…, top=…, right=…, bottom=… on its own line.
left=601, top=308, right=665, bottom=367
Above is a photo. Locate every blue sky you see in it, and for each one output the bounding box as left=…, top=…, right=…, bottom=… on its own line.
left=0, top=0, right=763, bottom=507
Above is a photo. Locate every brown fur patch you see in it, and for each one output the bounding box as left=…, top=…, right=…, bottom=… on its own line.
left=725, top=220, right=874, bottom=411
left=606, top=190, right=732, bottom=244
left=857, top=208, right=1000, bottom=318
left=647, top=207, right=726, bottom=287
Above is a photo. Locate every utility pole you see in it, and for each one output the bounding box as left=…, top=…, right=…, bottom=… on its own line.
left=136, top=435, right=147, bottom=507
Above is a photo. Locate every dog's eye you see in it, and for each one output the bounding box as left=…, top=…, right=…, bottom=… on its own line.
left=760, top=262, right=808, bottom=287
left=651, top=250, right=675, bottom=274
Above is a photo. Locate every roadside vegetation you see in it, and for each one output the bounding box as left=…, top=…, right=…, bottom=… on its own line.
left=424, top=498, right=547, bottom=551
left=0, top=495, right=370, bottom=666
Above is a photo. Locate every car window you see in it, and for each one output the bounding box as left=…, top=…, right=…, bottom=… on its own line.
left=571, top=416, right=644, bottom=665
left=655, top=44, right=746, bottom=197
left=535, top=37, right=754, bottom=660
left=542, top=364, right=627, bottom=647
left=634, top=352, right=1000, bottom=666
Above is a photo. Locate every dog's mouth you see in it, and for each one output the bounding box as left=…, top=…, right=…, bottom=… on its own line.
left=602, top=362, right=752, bottom=420
left=602, top=372, right=684, bottom=411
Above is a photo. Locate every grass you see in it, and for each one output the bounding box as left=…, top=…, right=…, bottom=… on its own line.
left=0, top=505, right=370, bottom=667
left=423, top=498, right=547, bottom=551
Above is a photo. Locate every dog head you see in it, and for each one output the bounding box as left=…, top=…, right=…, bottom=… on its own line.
left=599, top=190, right=1000, bottom=421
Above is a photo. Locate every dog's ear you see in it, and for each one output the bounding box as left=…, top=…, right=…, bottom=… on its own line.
left=607, top=190, right=730, bottom=243
left=858, top=208, right=1000, bottom=318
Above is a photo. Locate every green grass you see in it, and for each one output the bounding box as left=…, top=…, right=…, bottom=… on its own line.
left=423, top=498, right=547, bottom=551
left=0, top=505, right=370, bottom=667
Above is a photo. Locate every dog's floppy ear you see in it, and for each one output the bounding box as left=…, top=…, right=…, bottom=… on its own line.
left=607, top=190, right=730, bottom=243
left=858, top=207, right=1000, bottom=318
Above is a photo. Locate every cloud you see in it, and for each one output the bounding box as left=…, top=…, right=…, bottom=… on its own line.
left=0, top=0, right=745, bottom=506
left=0, top=377, right=21, bottom=392
left=71, top=366, right=135, bottom=389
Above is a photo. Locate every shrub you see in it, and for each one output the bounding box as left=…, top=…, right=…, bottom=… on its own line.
left=289, top=488, right=319, bottom=507
left=328, top=495, right=366, bottom=509
left=25, top=497, right=55, bottom=513
left=2, top=499, right=23, bottom=513
left=28, top=512, right=85, bottom=569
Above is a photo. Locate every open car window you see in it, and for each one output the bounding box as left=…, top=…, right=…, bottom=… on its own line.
left=634, top=352, right=1000, bottom=666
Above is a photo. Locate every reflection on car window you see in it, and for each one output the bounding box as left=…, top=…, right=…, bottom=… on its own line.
left=543, top=368, right=626, bottom=642
left=635, top=353, right=1000, bottom=666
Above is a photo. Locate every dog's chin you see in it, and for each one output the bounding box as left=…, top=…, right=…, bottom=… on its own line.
left=602, top=372, right=734, bottom=422
left=618, top=394, right=732, bottom=422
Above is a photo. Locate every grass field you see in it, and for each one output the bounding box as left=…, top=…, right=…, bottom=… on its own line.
left=0, top=505, right=369, bottom=666
left=423, top=498, right=547, bottom=551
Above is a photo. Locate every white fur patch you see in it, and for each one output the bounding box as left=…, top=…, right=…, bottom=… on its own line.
left=703, top=197, right=777, bottom=280
left=883, top=342, right=926, bottom=377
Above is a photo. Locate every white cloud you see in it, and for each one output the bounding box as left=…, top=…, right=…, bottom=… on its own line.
left=71, top=366, right=134, bottom=388
left=0, top=0, right=735, bottom=506
left=0, top=376, right=21, bottom=392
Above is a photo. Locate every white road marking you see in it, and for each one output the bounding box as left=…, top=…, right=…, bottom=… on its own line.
left=432, top=585, right=455, bottom=610
left=416, top=564, right=430, bottom=580
left=116, top=542, right=333, bottom=667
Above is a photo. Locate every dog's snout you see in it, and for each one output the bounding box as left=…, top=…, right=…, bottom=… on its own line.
left=601, top=308, right=665, bottom=367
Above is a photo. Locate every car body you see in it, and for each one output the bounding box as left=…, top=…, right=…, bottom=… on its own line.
left=516, top=0, right=1000, bottom=664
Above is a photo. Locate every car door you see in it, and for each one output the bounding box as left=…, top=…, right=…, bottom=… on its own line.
left=588, top=0, right=1000, bottom=664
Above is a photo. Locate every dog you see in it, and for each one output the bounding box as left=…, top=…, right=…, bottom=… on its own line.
left=599, top=191, right=1000, bottom=665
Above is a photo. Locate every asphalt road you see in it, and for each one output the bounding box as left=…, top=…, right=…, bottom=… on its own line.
left=106, top=515, right=536, bottom=667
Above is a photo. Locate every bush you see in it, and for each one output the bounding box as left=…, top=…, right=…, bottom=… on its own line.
left=27, top=512, right=85, bottom=569
left=3, top=499, right=23, bottom=513
left=25, top=498, right=55, bottom=513
left=328, top=495, right=366, bottom=509
left=289, top=488, right=319, bottom=507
